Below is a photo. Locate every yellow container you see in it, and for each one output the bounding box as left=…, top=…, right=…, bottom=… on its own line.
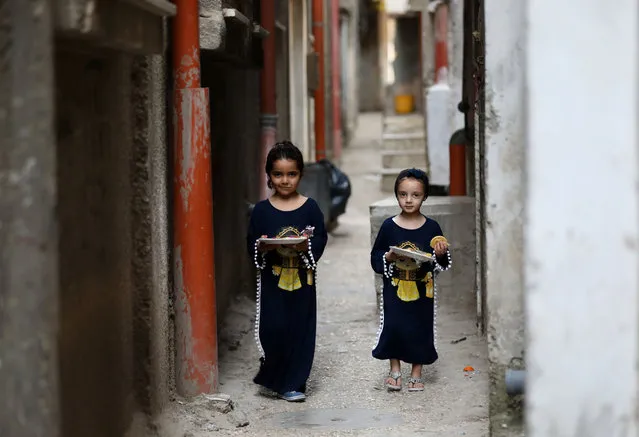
left=394, top=94, right=414, bottom=114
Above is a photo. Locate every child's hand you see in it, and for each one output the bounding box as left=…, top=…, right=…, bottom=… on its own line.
left=434, top=241, right=449, bottom=256
left=385, top=251, right=399, bottom=261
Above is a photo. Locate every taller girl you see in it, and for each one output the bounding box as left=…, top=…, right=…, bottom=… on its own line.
left=247, top=141, right=328, bottom=402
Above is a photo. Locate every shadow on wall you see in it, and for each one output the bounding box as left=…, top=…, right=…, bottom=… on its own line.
left=201, top=54, right=262, bottom=317
left=56, top=50, right=139, bottom=437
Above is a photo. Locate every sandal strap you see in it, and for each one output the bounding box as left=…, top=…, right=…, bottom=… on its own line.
left=408, top=377, right=423, bottom=384
left=388, top=371, right=402, bottom=379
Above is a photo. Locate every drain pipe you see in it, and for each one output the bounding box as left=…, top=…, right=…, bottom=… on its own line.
left=172, top=0, right=218, bottom=396
left=312, top=0, right=327, bottom=160
left=505, top=369, right=525, bottom=396
left=330, top=0, right=342, bottom=161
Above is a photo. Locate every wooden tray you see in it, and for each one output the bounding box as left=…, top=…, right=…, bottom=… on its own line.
left=390, top=246, right=435, bottom=263
left=259, top=237, right=307, bottom=245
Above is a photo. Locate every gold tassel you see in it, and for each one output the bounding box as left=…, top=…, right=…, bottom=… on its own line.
left=423, top=272, right=434, bottom=298
left=307, top=269, right=313, bottom=285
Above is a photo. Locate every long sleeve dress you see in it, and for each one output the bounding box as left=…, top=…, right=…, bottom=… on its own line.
left=370, top=216, right=452, bottom=365
left=247, top=198, right=328, bottom=394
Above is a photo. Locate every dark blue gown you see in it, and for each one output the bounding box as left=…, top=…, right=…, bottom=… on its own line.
left=370, top=216, right=451, bottom=365
left=246, top=198, right=328, bottom=394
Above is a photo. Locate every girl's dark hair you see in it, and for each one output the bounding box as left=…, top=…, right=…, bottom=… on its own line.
left=394, top=168, right=430, bottom=198
left=265, top=141, right=305, bottom=188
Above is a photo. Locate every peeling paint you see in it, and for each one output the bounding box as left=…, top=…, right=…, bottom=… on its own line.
left=175, top=89, right=210, bottom=213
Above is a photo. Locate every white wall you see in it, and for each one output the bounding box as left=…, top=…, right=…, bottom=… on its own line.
left=483, top=0, right=526, bottom=430
left=448, top=0, right=464, bottom=131
left=526, top=0, right=639, bottom=435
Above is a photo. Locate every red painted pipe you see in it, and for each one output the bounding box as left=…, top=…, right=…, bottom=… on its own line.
left=313, top=0, right=327, bottom=160
left=449, top=130, right=467, bottom=196
left=260, top=0, right=277, bottom=198
left=434, top=2, right=449, bottom=84
left=172, top=0, right=218, bottom=396
left=330, top=0, right=342, bottom=160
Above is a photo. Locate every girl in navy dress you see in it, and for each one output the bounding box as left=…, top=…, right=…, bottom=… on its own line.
left=246, top=141, right=328, bottom=402
left=370, top=168, right=451, bottom=392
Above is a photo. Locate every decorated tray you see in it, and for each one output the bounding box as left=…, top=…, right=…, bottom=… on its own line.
left=259, top=237, right=307, bottom=245
left=390, top=246, right=435, bottom=263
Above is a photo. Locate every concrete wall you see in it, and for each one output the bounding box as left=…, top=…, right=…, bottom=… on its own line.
left=526, top=0, right=639, bottom=435
left=0, top=3, right=59, bottom=435
left=339, top=0, right=360, bottom=144
left=201, top=55, right=262, bottom=317
left=448, top=0, right=465, bottom=132
left=358, top=4, right=383, bottom=112
left=56, top=47, right=171, bottom=437
left=482, top=0, right=526, bottom=433
left=393, top=15, right=423, bottom=113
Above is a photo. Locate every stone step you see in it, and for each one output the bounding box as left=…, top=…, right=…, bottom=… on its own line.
left=381, top=150, right=428, bottom=169
left=381, top=132, right=426, bottom=151
left=383, top=114, right=424, bottom=134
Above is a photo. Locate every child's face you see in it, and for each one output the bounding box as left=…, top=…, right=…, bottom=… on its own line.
left=269, top=159, right=301, bottom=197
left=396, top=178, right=426, bottom=214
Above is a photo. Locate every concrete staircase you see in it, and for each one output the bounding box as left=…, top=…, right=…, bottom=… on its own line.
left=379, top=114, right=429, bottom=192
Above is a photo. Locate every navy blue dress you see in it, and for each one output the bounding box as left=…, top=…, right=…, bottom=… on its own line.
left=246, top=198, right=328, bottom=394
left=371, top=216, right=451, bottom=365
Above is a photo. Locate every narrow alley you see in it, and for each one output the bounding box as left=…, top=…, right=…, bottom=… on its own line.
left=8, top=1, right=635, bottom=436
left=158, top=114, right=489, bottom=436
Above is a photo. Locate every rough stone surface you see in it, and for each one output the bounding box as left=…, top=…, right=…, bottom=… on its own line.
left=200, top=0, right=225, bottom=51
left=156, top=113, right=488, bottom=437
left=130, top=53, right=172, bottom=417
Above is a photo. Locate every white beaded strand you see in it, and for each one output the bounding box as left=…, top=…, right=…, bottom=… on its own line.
left=434, top=249, right=452, bottom=272
left=382, top=252, right=394, bottom=278
left=253, top=240, right=266, bottom=359
left=432, top=249, right=452, bottom=348
left=374, top=252, right=389, bottom=348
left=299, top=238, right=318, bottom=289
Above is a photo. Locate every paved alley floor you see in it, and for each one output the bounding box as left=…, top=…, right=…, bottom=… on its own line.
left=159, top=113, right=489, bottom=437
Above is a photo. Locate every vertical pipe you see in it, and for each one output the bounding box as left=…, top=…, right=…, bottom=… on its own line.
left=434, top=2, right=449, bottom=84
left=313, top=0, right=327, bottom=160
left=172, top=0, right=218, bottom=396
left=449, top=129, right=467, bottom=195
left=260, top=0, right=277, bottom=198
left=330, top=0, right=342, bottom=160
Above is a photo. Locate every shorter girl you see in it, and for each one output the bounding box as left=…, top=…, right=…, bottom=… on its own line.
left=246, top=141, right=328, bottom=402
left=371, top=168, right=451, bottom=392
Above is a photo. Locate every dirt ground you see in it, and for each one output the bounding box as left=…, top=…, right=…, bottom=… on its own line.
left=156, top=113, right=489, bottom=437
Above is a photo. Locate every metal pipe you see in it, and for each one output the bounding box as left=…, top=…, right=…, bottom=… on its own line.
left=505, top=369, right=525, bottom=396
left=313, top=0, right=327, bottom=160
left=172, top=0, right=218, bottom=396
left=433, top=2, right=449, bottom=84
left=449, top=129, right=467, bottom=195
left=330, top=0, right=342, bottom=160
left=259, top=0, right=277, bottom=198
